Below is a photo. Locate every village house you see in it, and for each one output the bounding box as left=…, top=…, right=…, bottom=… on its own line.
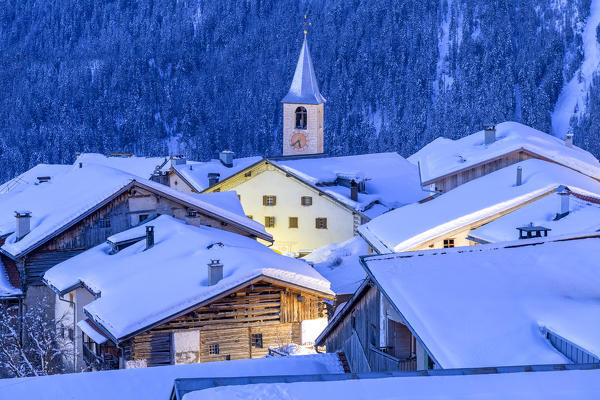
left=0, top=163, right=271, bottom=322
left=316, top=233, right=600, bottom=373
left=43, top=215, right=333, bottom=370
left=408, top=121, right=600, bottom=193
left=358, top=158, right=600, bottom=254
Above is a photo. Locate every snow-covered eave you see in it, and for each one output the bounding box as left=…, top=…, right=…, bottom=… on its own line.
left=86, top=273, right=333, bottom=344
left=420, top=147, right=600, bottom=186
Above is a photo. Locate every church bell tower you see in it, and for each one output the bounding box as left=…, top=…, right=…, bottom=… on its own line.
left=281, top=32, right=326, bottom=156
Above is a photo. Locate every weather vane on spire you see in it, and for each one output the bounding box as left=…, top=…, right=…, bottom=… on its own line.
left=302, top=14, right=311, bottom=37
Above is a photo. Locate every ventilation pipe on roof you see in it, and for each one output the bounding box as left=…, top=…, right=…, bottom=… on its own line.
left=36, top=176, right=51, bottom=184
left=484, top=124, right=496, bottom=145
left=554, top=185, right=570, bottom=220
left=208, top=172, right=220, bottom=187
left=79, top=162, right=83, bottom=168
left=565, top=133, right=574, bottom=148
left=350, top=180, right=359, bottom=201
left=15, top=211, right=32, bottom=241
left=145, top=226, right=154, bottom=250
left=208, top=259, right=223, bottom=286
left=516, top=166, right=523, bottom=186
left=219, top=150, right=234, bottom=168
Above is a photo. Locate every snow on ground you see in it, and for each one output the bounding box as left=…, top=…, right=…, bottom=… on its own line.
left=0, top=353, right=344, bottom=400
left=44, top=215, right=333, bottom=341
left=183, top=369, right=600, bottom=400
left=359, top=159, right=600, bottom=253
left=172, top=156, right=262, bottom=191
left=552, top=0, right=600, bottom=138
left=362, top=237, right=600, bottom=368
left=408, top=121, right=600, bottom=183
left=469, top=190, right=600, bottom=243
left=276, top=153, right=427, bottom=215
left=305, top=236, right=369, bottom=294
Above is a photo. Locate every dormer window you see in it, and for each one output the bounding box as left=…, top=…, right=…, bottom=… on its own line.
left=295, top=107, right=307, bottom=129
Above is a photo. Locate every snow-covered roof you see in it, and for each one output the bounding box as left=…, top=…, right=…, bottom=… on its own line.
left=274, top=152, right=427, bottom=215
left=182, top=367, right=600, bottom=400
left=469, top=188, right=600, bottom=243
left=75, top=153, right=170, bottom=178
left=44, top=216, right=333, bottom=341
left=305, top=236, right=369, bottom=295
left=188, top=191, right=246, bottom=218
left=362, top=236, right=600, bottom=369
left=172, top=156, right=262, bottom=192
left=0, top=164, right=71, bottom=199
left=0, top=164, right=270, bottom=259
left=359, top=159, right=600, bottom=253
left=0, top=354, right=343, bottom=400
left=408, top=121, right=600, bottom=184
left=281, top=36, right=326, bottom=104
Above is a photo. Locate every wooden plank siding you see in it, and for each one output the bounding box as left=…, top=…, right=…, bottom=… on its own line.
left=125, top=280, right=326, bottom=366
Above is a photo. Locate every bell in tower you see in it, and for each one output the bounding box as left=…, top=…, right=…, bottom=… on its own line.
left=281, top=31, right=326, bottom=156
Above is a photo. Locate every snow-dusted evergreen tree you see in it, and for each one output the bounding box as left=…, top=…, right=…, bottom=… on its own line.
left=0, top=302, right=72, bottom=378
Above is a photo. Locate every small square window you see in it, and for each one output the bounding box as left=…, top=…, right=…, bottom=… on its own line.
left=265, top=216, right=275, bottom=228
left=251, top=333, right=263, bottom=348
left=315, top=218, right=327, bottom=229
left=301, top=196, right=313, bottom=206
left=263, top=195, right=276, bottom=206
left=138, top=214, right=149, bottom=223
left=209, top=344, right=220, bottom=355
left=244, top=171, right=252, bottom=177
left=289, top=217, right=298, bottom=228
left=443, top=239, right=455, bottom=248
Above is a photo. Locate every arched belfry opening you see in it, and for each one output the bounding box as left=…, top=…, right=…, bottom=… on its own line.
left=295, top=106, right=307, bottom=129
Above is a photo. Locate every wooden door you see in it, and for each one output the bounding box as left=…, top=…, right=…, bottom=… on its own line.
left=147, top=332, right=173, bottom=366
left=387, top=319, right=412, bottom=359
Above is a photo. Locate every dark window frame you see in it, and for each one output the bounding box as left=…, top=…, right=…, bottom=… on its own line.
left=301, top=196, right=313, bottom=206
left=295, top=106, right=308, bottom=129
left=209, top=343, right=220, bottom=355
left=443, top=239, right=455, bottom=248
left=251, top=333, right=263, bottom=348
left=315, top=217, right=328, bottom=229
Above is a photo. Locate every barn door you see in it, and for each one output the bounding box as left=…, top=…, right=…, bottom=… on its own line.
left=147, top=332, right=173, bottom=366
left=387, top=319, right=412, bottom=359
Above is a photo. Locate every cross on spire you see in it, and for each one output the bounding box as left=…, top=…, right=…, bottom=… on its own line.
left=302, top=14, right=311, bottom=37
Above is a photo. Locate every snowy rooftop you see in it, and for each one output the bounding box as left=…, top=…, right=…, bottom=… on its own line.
left=362, top=236, right=600, bottom=369
left=0, top=164, right=269, bottom=259
left=0, top=164, right=71, bottom=199
left=281, top=36, right=326, bottom=104
left=172, top=156, right=262, bottom=191
left=181, top=367, right=600, bottom=400
left=275, top=152, right=427, bottom=215
left=408, top=121, right=600, bottom=184
left=75, top=153, right=170, bottom=178
left=0, top=353, right=343, bottom=400
left=469, top=189, right=600, bottom=243
left=359, top=159, right=600, bottom=253
left=44, top=216, right=333, bottom=341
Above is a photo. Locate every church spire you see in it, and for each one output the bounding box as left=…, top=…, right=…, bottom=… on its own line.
left=281, top=36, right=326, bottom=105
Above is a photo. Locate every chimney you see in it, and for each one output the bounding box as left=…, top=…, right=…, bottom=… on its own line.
left=170, top=157, right=186, bottom=167
left=15, top=211, right=32, bottom=241
left=219, top=150, right=234, bottom=168
left=516, top=166, right=523, bottom=186
left=350, top=180, right=358, bottom=201
left=145, top=226, right=154, bottom=250
left=208, top=259, right=223, bottom=286
left=484, top=124, right=496, bottom=145
left=208, top=172, right=220, bottom=187
left=554, top=185, right=570, bottom=220
left=565, top=133, right=574, bottom=148
left=79, top=162, right=83, bottom=168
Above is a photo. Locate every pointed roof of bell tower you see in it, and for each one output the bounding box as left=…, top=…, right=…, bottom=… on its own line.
left=281, top=35, right=326, bottom=105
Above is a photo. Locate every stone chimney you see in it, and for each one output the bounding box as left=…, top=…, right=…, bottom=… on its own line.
left=145, top=226, right=154, bottom=250
left=350, top=180, right=358, bottom=201
left=208, top=259, right=223, bottom=286
left=516, top=166, right=523, bottom=186
left=219, top=150, right=234, bottom=168
left=15, top=211, right=32, bottom=241
left=208, top=173, right=220, bottom=187
left=484, top=124, right=496, bottom=145
left=554, top=185, right=570, bottom=220
left=565, top=133, right=574, bottom=148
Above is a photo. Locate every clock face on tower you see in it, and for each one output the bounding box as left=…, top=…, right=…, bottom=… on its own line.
left=290, top=132, right=307, bottom=151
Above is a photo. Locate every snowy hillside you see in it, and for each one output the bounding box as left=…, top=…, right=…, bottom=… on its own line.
left=1, top=0, right=600, bottom=182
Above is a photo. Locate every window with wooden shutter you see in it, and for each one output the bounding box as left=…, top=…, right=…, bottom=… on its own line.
left=263, top=195, right=276, bottom=206
left=301, top=196, right=313, bottom=206
left=289, top=217, right=298, bottom=228
left=443, top=239, right=455, bottom=248
left=315, top=218, right=327, bottom=229
left=265, top=216, right=275, bottom=228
